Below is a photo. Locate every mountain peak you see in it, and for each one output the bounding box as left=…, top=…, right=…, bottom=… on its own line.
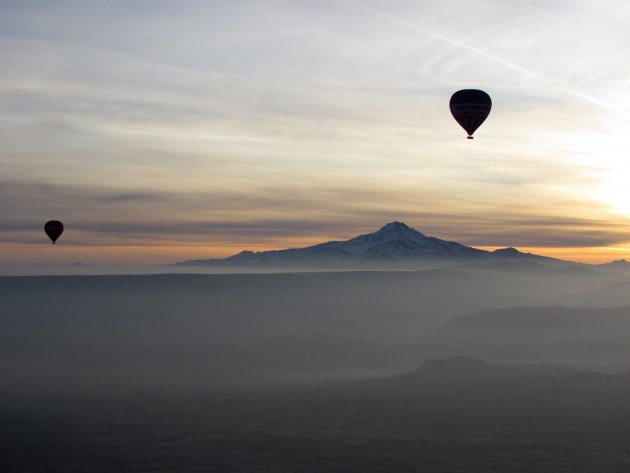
left=174, top=222, right=557, bottom=267
left=420, top=356, right=490, bottom=372
left=597, top=259, right=630, bottom=270
left=493, top=247, right=523, bottom=256
left=373, top=221, right=425, bottom=238
left=397, top=356, right=497, bottom=383
left=379, top=221, right=411, bottom=231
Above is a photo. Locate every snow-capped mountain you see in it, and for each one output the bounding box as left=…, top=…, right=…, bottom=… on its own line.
left=175, top=221, right=561, bottom=267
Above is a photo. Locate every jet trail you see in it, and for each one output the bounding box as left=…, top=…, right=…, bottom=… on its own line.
left=515, top=0, right=566, bottom=23
left=348, top=2, right=539, bottom=80
left=342, top=1, right=623, bottom=113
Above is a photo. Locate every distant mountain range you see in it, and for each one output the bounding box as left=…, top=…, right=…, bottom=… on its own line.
left=595, top=259, right=630, bottom=271
left=359, top=356, right=630, bottom=392
left=175, top=221, right=569, bottom=268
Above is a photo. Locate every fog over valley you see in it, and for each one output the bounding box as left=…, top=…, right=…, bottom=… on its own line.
left=3, top=262, right=630, bottom=471
left=3, top=261, right=630, bottom=391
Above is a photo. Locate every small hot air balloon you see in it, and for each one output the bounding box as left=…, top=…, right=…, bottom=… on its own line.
left=449, top=89, right=492, bottom=139
left=44, top=220, right=64, bottom=244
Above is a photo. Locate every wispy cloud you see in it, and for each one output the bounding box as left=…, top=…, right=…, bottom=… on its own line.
left=2, top=0, right=630, bottom=263
left=515, top=0, right=566, bottom=23
left=345, top=1, right=626, bottom=113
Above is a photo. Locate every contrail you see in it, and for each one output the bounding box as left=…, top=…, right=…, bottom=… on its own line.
left=349, top=2, right=540, bottom=80
left=342, top=1, right=623, bottom=113
left=556, top=86, right=617, bottom=112
left=515, top=0, right=565, bottom=23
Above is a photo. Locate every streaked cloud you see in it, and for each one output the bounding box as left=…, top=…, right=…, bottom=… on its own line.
left=1, top=0, right=630, bottom=264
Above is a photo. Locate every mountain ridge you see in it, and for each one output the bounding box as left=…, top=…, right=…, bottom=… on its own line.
left=175, top=221, right=567, bottom=267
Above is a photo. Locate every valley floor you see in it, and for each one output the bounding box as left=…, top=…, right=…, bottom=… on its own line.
left=3, top=370, right=630, bottom=473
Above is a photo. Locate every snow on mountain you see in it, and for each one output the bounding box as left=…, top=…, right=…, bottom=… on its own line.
left=340, top=222, right=485, bottom=259
left=174, top=221, right=578, bottom=267
left=175, top=222, right=499, bottom=267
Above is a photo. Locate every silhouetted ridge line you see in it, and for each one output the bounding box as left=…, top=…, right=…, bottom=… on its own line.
left=174, top=222, right=567, bottom=268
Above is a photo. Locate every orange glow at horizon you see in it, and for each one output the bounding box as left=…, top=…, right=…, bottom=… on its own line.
left=4, top=238, right=630, bottom=266
left=4, top=1, right=630, bottom=271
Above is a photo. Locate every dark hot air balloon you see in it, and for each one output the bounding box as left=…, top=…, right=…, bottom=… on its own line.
left=44, top=220, right=64, bottom=244
left=449, top=89, right=492, bottom=139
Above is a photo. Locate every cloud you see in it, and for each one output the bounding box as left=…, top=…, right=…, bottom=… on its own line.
left=2, top=1, right=630, bottom=262
left=2, top=178, right=629, bottom=252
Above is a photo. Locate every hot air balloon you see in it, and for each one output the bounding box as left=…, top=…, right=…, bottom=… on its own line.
left=44, top=220, right=64, bottom=244
left=449, top=89, right=492, bottom=139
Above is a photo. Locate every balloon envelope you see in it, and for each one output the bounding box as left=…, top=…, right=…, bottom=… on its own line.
left=449, top=89, right=492, bottom=139
left=44, top=220, right=64, bottom=244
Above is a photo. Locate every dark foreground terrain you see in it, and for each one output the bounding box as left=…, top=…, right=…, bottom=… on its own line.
left=2, top=271, right=630, bottom=471
left=3, top=357, right=630, bottom=473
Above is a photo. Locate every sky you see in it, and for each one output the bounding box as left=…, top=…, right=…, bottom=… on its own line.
left=2, top=0, right=630, bottom=265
